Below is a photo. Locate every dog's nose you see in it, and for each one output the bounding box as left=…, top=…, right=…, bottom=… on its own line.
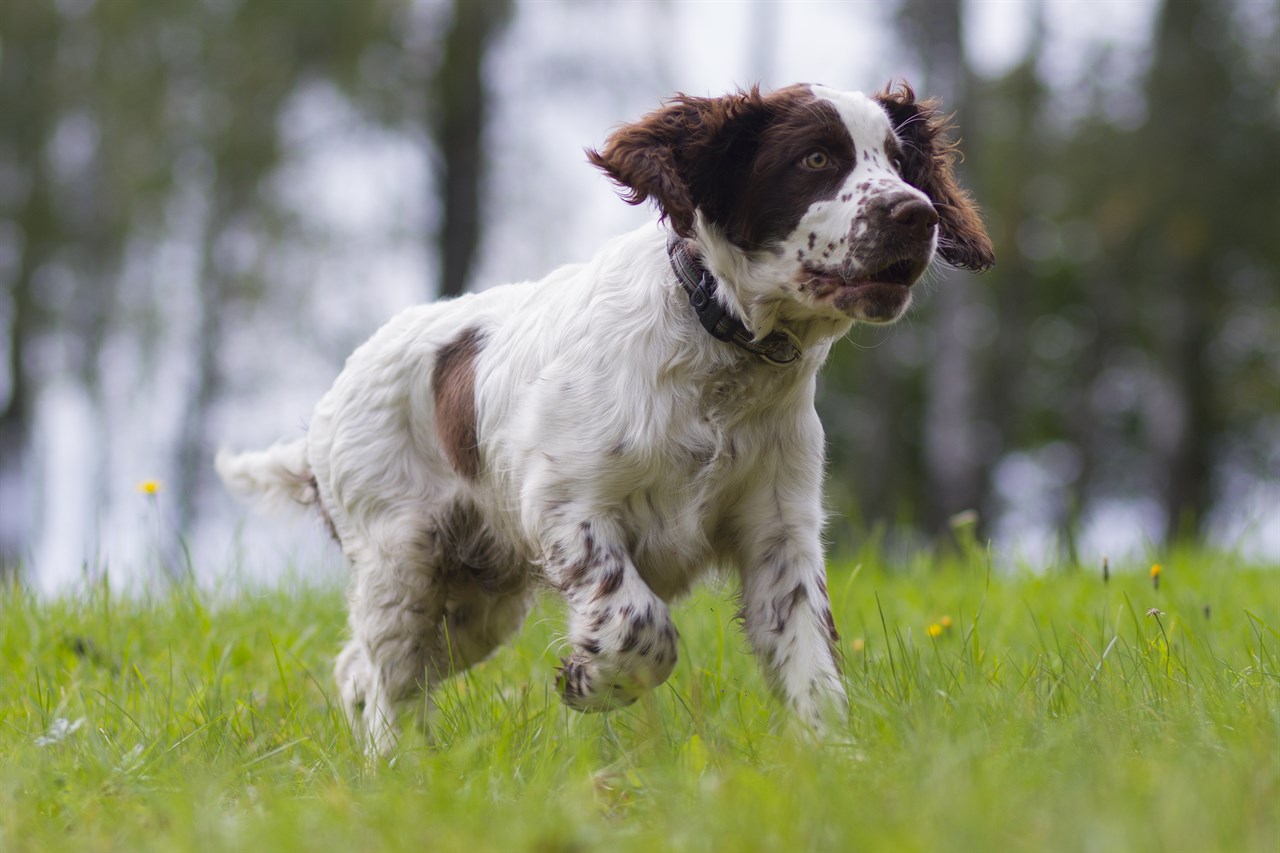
left=889, top=198, right=939, bottom=236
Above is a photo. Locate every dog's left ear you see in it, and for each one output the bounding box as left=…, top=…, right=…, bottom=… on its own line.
left=875, top=82, right=995, bottom=272
left=586, top=89, right=771, bottom=239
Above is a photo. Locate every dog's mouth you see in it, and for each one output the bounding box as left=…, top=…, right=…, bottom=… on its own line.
left=863, top=257, right=926, bottom=287
left=798, top=256, right=929, bottom=323
left=801, top=257, right=927, bottom=293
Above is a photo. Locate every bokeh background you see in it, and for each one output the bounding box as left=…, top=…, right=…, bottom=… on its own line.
left=1, top=0, right=1276, bottom=593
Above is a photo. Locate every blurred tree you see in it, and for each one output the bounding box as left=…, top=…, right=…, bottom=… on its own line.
left=898, top=0, right=991, bottom=533
left=1032, top=0, right=1278, bottom=549
left=167, top=0, right=406, bottom=553
left=0, top=0, right=412, bottom=577
left=0, top=2, right=61, bottom=572
left=1120, top=0, right=1278, bottom=541
left=0, top=1, right=176, bottom=571
left=962, top=11, right=1060, bottom=545
left=431, top=0, right=512, bottom=298
left=823, top=0, right=1278, bottom=556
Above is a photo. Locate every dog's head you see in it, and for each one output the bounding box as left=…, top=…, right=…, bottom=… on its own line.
left=588, top=83, right=994, bottom=331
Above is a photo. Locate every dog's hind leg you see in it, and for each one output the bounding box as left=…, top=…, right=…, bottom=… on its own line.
left=339, top=523, right=452, bottom=757
left=337, top=506, right=534, bottom=754
left=334, top=638, right=372, bottom=736
left=421, top=505, right=534, bottom=679
left=434, top=582, right=533, bottom=678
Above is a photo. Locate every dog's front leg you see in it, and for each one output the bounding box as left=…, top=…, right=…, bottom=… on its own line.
left=737, top=517, right=847, bottom=732
left=544, top=518, right=678, bottom=711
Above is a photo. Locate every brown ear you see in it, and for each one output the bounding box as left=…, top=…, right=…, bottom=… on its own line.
left=586, top=89, right=770, bottom=238
left=875, top=82, right=995, bottom=272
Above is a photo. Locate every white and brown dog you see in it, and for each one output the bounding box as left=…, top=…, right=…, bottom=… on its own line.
left=218, top=82, right=993, bottom=754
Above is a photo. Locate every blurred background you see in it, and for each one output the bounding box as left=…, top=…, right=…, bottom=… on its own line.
left=1, top=0, right=1276, bottom=593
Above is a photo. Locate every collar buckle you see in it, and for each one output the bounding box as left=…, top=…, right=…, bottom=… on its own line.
left=756, top=326, right=802, bottom=366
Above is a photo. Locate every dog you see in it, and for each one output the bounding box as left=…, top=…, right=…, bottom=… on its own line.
left=217, top=82, right=993, bottom=754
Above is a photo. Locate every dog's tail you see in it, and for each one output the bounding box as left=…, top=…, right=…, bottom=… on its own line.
left=215, top=438, right=316, bottom=513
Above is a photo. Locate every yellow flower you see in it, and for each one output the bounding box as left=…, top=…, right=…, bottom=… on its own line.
left=851, top=638, right=866, bottom=653
left=940, top=615, right=953, bottom=629
left=927, top=623, right=943, bottom=638
left=1150, top=563, right=1162, bottom=578
left=136, top=479, right=162, bottom=496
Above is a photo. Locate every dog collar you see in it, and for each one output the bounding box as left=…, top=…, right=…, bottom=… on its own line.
left=666, top=236, right=801, bottom=366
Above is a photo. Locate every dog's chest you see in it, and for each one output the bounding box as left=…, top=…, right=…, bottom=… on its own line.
left=623, top=368, right=792, bottom=596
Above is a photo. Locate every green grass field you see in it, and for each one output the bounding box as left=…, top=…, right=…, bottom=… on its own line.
left=2, top=547, right=1277, bottom=852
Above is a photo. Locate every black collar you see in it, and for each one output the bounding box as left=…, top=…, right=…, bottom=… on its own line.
left=666, top=236, right=801, bottom=366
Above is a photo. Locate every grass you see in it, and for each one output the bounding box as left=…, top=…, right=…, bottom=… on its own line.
left=1, top=546, right=1276, bottom=852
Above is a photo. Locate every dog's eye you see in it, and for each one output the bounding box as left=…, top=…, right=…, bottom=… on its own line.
left=892, top=157, right=904, bottom=174
left=801, top=150, right=830, bottom=170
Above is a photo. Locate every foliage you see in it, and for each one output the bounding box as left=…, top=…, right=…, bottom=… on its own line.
left=2, top=551, right=1276, bottom=851
left=0, top=0, right=419, bottom=572
left=820, top=0, right=1280, bottom=547
left=1, top=0, right=1277, bottom=579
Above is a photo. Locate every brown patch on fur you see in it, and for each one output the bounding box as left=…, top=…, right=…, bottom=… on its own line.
left=772, top=583, right=808, bottom=634
left=875, top=82, right=995, bottom=272
left=432, top=326, right=486, bottom=479
left=813, top=576, right=842, bottom=675
left=823, top=607, right=839, bottom=642
left=597, top=564, right=625, bottom=598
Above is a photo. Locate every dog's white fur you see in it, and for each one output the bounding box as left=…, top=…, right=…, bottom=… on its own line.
left=218, top=84, right=990, bottom=754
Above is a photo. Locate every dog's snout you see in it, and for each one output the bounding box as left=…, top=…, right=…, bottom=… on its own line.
left=888, top=198, right=939, bottom=236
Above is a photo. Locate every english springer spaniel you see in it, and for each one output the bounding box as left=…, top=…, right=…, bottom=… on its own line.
left=217, top=82, right=994, bottom=754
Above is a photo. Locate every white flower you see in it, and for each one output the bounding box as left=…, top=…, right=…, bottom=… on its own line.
left=35, top=717, right=85, bottom=746
left=114, top=744, right=145, bottom=774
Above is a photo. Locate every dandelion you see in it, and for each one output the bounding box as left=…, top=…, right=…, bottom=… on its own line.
left=136, top=478, right=174, bottom=581
left=927, top=623, right=943, bottom=638
left=1150, top=563, right=1161, bottom=590
left=851, top=638, right=866, bottom=653
left=940, top=615, right=953, bottom=629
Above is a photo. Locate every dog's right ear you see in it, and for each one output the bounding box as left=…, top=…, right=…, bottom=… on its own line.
left=587, top=89, right=769, bottom=238
left=875, top=82, right=995, bottom=272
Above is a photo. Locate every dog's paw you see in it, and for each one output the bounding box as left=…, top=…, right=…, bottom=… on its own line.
left=555, top=653, right=640, bottom=713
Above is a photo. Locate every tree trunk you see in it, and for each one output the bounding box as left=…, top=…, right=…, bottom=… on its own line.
left=0, top=257, right=38, bottom=577
left=0, top=2, right=60, bottom=577
left=170, top=207, right=231, bottom=579
left=1162, top=258, right=1215, bottom=542
left=432, top=0, right=512, bottom=298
